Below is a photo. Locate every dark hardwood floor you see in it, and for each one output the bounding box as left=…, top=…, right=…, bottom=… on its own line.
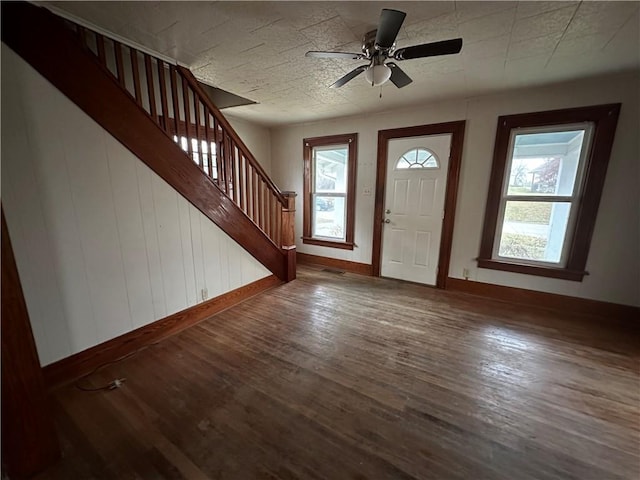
left=35, top=266, right=640, bottom=480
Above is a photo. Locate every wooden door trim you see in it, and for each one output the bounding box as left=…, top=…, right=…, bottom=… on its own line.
left=372, top=121, right=466, bottom=288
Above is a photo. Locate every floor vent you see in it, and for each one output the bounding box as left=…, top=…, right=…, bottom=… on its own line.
left=322, top=268, right=345, bottom=275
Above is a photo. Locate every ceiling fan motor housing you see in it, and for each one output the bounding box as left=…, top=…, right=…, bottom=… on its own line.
left=362, top=30, right=395, bottom=57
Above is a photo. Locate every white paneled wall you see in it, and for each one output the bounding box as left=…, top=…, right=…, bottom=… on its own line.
left=1, top=45, right=270, bottom=366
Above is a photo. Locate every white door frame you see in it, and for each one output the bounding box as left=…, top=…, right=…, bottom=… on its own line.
left=372, top=121, right=466, bottom=288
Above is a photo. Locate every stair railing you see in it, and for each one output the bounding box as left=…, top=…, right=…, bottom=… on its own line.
left=72, top=24, right=294, bottom=252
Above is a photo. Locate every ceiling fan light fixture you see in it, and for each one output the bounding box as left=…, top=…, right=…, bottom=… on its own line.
left=364, top=64, right=392, bottom=86
left=307, top=8, right=463, bottom=89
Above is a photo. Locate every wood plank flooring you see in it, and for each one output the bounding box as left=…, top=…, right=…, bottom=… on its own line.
left=35, top=266, right=640, bottom=479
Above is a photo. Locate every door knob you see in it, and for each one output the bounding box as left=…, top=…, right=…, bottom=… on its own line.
left=385, top=209, right=391, bottom=214
left=384, top=218, right=391, bottom=224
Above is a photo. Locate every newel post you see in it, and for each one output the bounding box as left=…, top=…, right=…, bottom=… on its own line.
left=281, top=191, right=297, bottom=281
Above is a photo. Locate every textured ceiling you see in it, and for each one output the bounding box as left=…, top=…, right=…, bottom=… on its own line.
left=46, top=1, right=640, bottom=126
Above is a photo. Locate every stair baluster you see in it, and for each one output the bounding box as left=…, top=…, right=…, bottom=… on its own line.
left=61, top=16, right=295, bottom=276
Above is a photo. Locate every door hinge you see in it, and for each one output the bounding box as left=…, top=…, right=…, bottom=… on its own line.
left=442, top=210, right=445, bottom=220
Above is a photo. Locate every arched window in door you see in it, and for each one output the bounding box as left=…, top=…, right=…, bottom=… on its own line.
left=396, top=148, right=439, bottom=169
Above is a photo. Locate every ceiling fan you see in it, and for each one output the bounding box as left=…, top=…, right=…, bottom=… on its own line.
left=306, top=9, right=463, bottom=89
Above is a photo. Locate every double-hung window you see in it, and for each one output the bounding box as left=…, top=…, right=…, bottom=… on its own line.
left=303, top=134, right=357, bottom=249
left=478, top=104, right=620, bottom=281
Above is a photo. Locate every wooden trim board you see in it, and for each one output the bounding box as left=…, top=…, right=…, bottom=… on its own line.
left=477, top=104, right=621, bottom=281
left=2, top=208, right=61, bottom=477
left=446, top=277, right=639, bottom=324
left=302, top=133, right=358, bottom=250
left=297, top=252, right=373, bottom=276
left=43, top=275, right=282, bottom=390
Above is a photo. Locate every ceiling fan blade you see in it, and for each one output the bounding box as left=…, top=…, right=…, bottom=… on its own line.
left=306, top=51, right=366, bottom=60
left=330, top=65, right=368, bottom=88
left=375, top=9, right=406, bottom=49
left=386, top=62, right=413, bottom=88
left=394, top=38, right=463, bottom=60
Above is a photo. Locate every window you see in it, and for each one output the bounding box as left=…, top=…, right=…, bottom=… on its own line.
left=164, top=115, right=220, bottom=180
left=303, top=133, right=357, bottom=249
left=396, top=148, right=439, bottom=169
left=173, top=135, right=218, bottom=179
left=478, top=104, right=620, bottom=281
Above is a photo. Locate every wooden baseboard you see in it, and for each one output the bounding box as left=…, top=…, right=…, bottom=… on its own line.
left=446, top=277, right=639, bottom=323
left=42, top=275, right=282, bottom=390
left=297, top=252, right=373, bottom=276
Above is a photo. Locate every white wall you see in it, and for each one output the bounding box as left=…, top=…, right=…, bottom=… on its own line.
left=224, top=113, right=272, bottom=175
left=271, top=71, right=640, bottom=307
left=1, top=45, right=271, bottom=366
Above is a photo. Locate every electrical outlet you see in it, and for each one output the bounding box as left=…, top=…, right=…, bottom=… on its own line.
left=201, top=288, right=208, bottom=300
left=462, top=268, right=470, bottom=280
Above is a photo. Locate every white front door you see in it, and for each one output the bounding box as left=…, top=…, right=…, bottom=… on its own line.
left=380, top=134, right=452, bottom=285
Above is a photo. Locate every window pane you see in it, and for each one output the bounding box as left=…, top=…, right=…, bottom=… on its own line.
left=210, top=142, right=218, bottom=179
left=179, top=136, right=188, bottom=152
left=396, top=148, right=439, bottom=169
left=314, top=146, right=348, bottom=193
left=313, top=196, right=345, bottom=240
left=507, top=130, right=586, bottom=196
left=498, top=201, right=572, bottom=264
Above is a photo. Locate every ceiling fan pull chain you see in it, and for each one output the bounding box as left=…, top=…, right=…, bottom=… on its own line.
left=379, top=86, right=383, bottom=99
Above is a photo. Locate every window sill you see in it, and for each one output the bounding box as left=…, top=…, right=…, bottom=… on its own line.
left=302, top=237, right=354, bottom=250
left=477, top=258, right=587, bottom=281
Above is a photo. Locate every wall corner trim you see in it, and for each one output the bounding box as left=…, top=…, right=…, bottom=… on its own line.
left=1, top=208, right=61, bottom=477
left=42, top=275, right=282, bottom=390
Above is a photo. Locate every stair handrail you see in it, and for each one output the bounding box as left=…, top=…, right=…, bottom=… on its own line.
left=177, top=67, right=286, bottom=207
left=3, top=1, right=296, bottom=281
left=69, top=18, right=290, bottom=247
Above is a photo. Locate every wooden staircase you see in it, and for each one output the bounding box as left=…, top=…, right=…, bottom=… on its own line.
left=1, top=2, right=296, bottom=281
